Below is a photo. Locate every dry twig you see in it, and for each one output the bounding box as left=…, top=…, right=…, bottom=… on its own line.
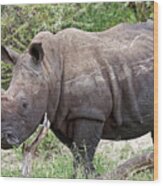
left=21, top=113, right=50, bottom=177
left=97, top=151, right=154, bottom=180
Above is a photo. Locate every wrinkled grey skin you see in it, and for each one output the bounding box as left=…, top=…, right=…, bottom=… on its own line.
left=1, top=21, right=154, bottom=177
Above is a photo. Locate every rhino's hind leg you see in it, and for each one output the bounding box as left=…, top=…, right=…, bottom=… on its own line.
left=71, top=119, right=104, bottom=178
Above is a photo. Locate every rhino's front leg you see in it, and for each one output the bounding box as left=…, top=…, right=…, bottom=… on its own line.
left=70, top=119, right=104, bottom=178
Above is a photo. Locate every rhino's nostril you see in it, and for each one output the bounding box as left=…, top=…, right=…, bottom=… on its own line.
left=5, top=132, right=20, bottom=146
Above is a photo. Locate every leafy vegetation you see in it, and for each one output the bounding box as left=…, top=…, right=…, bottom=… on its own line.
left=1, top=2, right=154, bottom=179
left=1, top=2, right=154, bottom=89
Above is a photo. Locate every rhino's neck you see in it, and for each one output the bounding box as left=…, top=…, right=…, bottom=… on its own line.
left=46, top=45, right=63, bottom=124
left=33, top=32, right=63, bottom=124
left=46, top=58, right=63, bottom=124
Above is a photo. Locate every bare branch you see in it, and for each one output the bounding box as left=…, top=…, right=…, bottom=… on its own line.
left=97, top=151, right=154, bottom=180
left=21, top=113, right=51, bottom=177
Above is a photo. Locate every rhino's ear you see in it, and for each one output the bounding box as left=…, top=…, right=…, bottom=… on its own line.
left=29, top=43, right=44, bottom=63
left=1, top=46, right=19, bottom=65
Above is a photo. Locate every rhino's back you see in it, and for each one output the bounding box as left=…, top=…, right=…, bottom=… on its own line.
left=56, top=22, right=153, bottom=81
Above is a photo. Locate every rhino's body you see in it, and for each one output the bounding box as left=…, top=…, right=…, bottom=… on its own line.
left=1, top=21, right=154, bottom=177
left=52, top=24, right=153, bottom=142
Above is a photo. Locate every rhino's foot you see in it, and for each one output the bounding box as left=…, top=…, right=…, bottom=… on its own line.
left=71, top=163, right=97, bottom=179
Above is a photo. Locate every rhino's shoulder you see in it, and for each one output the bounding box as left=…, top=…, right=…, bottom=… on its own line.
left=31, top=31, right=54, bottom=44
left=55, top=28, right=98, bottom=47
left=56, top=28, right=87, bottom=37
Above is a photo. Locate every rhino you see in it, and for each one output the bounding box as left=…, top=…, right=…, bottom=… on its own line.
left=1, top=21, right=154, bottom=177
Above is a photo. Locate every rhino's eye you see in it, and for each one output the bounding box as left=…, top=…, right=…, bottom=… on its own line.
left=22, top=102, right=28, bottom=109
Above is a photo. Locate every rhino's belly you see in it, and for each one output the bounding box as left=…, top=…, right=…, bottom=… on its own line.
left=102, top=71, right=154, bottom=141
left=102, top=115, right=153, bottom=140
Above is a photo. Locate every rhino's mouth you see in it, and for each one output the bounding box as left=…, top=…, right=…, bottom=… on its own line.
left=1, top=130, right=20, bottom=149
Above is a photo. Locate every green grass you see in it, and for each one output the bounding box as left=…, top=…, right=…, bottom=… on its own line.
left=1, top=129, right=153, bottom=180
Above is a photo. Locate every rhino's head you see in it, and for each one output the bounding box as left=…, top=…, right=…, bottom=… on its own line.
left=1, top=43, right=50, bottom=149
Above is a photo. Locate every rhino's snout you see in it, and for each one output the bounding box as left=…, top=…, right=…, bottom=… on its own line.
left=1, top=130, right=20, bottom=149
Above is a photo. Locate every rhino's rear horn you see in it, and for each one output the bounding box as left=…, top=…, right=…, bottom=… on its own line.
left=29, top=43, right=44, bottom=63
